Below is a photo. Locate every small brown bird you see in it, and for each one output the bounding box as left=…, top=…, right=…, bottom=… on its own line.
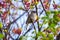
left=26, top=11, right=38, bottom=25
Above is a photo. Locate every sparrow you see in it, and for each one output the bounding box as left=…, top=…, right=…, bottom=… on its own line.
left=26, top=11, right=38, bottom=25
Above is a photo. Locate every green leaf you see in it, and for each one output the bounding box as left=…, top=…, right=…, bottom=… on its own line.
left=42, top=38, right=47, bottom=40
left=51, top=11, right=55, bottom=13
left=42, top=16, right=48, bottom=19
left=37, top=32, right=46, bottom=37
left=42, top=32, right=46, bottom=37
left=54, top=10, right=58, bottom=14
left=46, top=10, right=51, bottom=16
left=30, top=5, right=34, bottom=9
left=53, top=14, right=60, bottom=22
left=39, top=32, right=46, bottom=37
left=0, top=22, right=3, bottom=29
left=0, top=33, right=4, bottom=39
left=19, top=36, right=28, bottom=40
left=49, top=22, right=56, bottom=28
left=37, top=32, right=41, bottom=37
left=51, top=28, right=57, bottom=35
left=58, top=11, right=60, bottom=13
left=39, top=24, right=42, bottom=27
left=19, top=36, right=23, bottom=40
left=48, top=34, right=54, bottom=40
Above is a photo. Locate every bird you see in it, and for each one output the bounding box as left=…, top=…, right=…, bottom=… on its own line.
left=26, top=11, right=38, bottom=25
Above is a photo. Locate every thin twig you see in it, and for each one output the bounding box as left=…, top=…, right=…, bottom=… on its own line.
left=23, top=28, right=32, bottom=36
left=7, top=11, right=27, bottom=30
left=40, top=0, right=46, bottom=13
left=35, top=5, right=40, bottom=32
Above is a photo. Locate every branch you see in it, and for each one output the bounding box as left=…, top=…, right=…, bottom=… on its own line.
left=40, top=0, right=46, bottom=13
left=35, top=5, right=40, bottom=32
left=20, top=23, right=36, bottom=38
left=7, top=11, right=27, bottom=30
left=23, top=28, right=32, bottom=36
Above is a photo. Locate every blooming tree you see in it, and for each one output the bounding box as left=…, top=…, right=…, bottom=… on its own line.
left=0, top=0, right=60, bottom=40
